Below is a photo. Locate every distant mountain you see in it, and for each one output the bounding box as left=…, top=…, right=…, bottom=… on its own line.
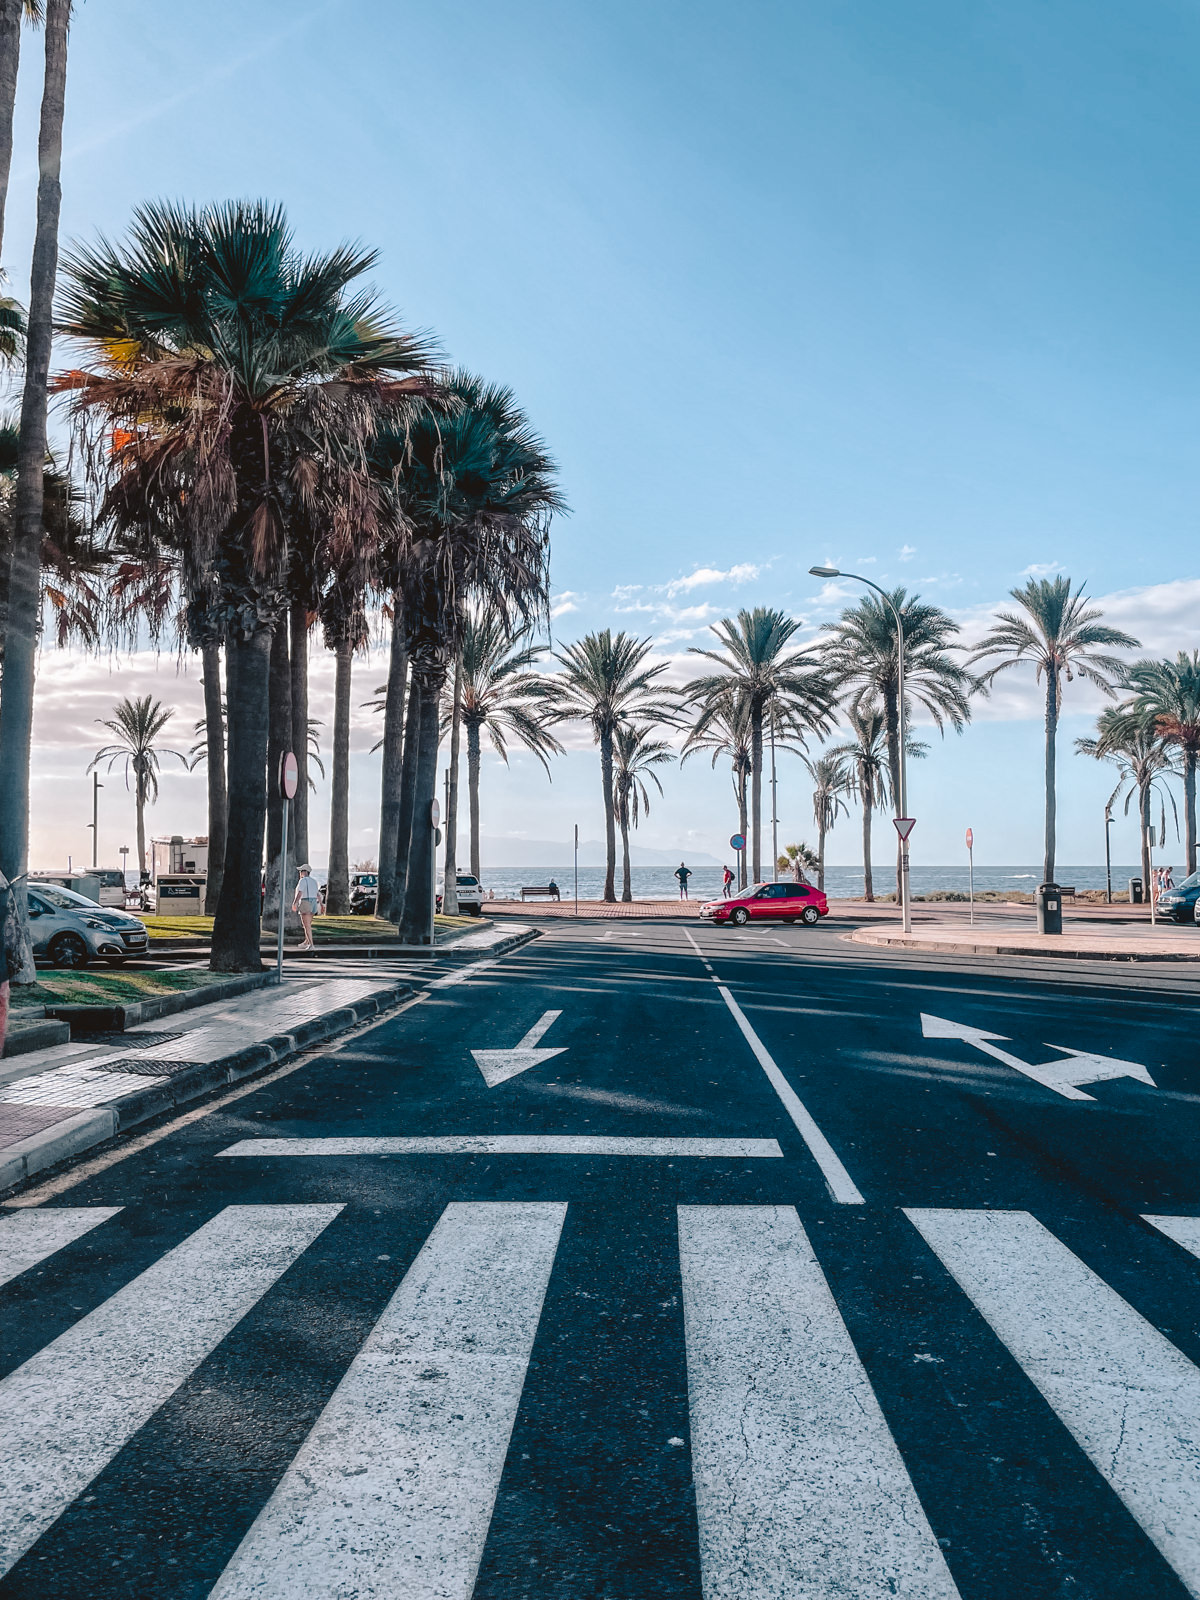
left=480, top=837, right=721, bottom=868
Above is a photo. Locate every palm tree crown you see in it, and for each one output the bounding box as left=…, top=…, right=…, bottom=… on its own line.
left=1118, top=652, right=1200, bottom=873
left=1076, top=707, right=1178, bottom=889
left=88, top=696, right=187, bottom=877
left=804, top=750, right=851, bottom=892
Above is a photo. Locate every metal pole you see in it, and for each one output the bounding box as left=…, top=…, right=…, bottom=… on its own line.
left=274, top=798, right=289, bottom=985
left=770, top=717, right=779, bottom=882
left=1147, top=818, right=1157, bottom=927
left=91, top=772, right=101, bottom=868
left=574, top=824, right=579, bottom=915
left=430, top=815, right=437, bottom=946
left=1104, top=809, right=1113, bottom=904
left=895, top=606, right=910, bottom=933
left=969, top=842, right=974, bottom=925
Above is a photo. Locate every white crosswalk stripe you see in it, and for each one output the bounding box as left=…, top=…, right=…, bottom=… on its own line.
left=906, top=1207, right=1200, bottom=1599
left=209, top=1201, right=566, bottom=1600
left=0, top=1206, right=122, bottom=1287
left=680, top=1205, right=960, bottom=1599
left=0, top=1203, right=342, bottom=1577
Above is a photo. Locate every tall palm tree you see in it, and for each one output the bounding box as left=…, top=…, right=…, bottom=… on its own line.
left=969, top=577, right=1138, bottom=884
left=0, top=0, right=68, bottom=984
left=0, top=0, right=42, bottom=264
left=829, top=708, right=926, bottom=902
left=57, top=199, right=433, bottom=970
left=612, top=722, right=674, bottom=902
left=542, top=631, right=672, bottom=902
left=824, top=589, right=974, bottom=902
left=1118, top=653, right=1200, bottom=874
left=1076, top=709, right=1178, bottom=890
left=89, top=697, right=188, bottom=880
left=805, top=751, right=851, bottom=892
left=681, top=687, right=754, bottom=888
left=455, top=604, right=560, bottom=882
left=321, top=589, right=367, bottom=916
left=684, top=609, right=833, bottom=883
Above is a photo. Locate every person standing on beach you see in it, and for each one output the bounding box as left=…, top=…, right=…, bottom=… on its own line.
left=675, top=862, right=692, bottom=900
left=722, top=865, right=734, bottom=898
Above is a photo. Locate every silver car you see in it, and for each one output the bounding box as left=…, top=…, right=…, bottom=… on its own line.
left=26, top=882, right=149, bottom=968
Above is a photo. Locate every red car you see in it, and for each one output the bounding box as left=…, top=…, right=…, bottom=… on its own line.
left=700, top=881, right=828, bottom=926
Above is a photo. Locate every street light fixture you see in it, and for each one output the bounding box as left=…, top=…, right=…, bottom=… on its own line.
left=809, top=564, right=911, bottom=933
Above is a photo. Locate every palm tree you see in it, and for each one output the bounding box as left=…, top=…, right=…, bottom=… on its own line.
left=455, top=604, right=561, bottom=882
left=89, top=697, right=188, bottom=880
left=829, top=708, right=927, bottom=902
left=805, top=751, right=851, bottom=892
left=969, top=577, right=1138, bottom=884
left=684, top=609, right=833, bottom=883
left=612, top=722, right=674, bottom=902
left=681, top=687, right=754, bottom=888
left=0, top=0, right=69, bottom=983
left=777, top=841, right=819, bottom=879
left=321, top=589, right=367, bottom=916
left=542, top=631, right=672, bottom=902
left=57, top=199, right=433, bottom=970
left=1118, top=653, right=1200, bottom=874
left=824, top=589, right=974, bottom=902
left=0, top=1, right=42, bottom=263
left=1076, top=709, right=1178, bottom=890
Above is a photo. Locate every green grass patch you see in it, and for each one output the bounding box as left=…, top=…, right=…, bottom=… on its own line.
left=11, top=969, right=236, bottom=1010
left=141, top=912, right=480, bottom=944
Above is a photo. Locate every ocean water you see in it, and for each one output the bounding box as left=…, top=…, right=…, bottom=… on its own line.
left=477, top=864, right=1151, bottom=901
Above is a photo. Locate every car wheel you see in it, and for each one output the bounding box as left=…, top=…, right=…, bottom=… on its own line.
left=48, top=932, right=90, bottom=970
left=731, top=907, right=750, bottom=926
left=801, top=905, right=820, bottom=926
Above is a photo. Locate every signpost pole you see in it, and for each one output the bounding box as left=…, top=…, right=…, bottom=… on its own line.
left=574, top=824, right=579, bottom=916
left=966, top=827, right=974, bottom=926
left=275, top=752, right=299, bottom=987
left=429, top=798, right=441, bottom=947
left=1147, top=821, right=1157, bottom=927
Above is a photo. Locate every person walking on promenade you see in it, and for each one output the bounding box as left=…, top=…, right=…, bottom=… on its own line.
left=722, top=865, right=734, bottom=898
left=292, top=865, right=320, bottom=951
left=675, top=861, right=692, bottom=900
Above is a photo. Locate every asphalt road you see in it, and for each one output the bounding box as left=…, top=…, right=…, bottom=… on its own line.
left=2, top=917, right=1200, bottom=1598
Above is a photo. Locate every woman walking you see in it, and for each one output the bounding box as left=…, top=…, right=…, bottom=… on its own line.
left=292, top=865, right=320, bottom=952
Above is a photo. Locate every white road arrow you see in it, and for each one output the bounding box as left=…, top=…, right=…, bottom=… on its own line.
left=471, top=1010, right=567, bottom=1088
left=920, top=1014, right=1156, bottom=1101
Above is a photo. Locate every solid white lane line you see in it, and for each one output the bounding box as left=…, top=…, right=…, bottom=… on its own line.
left=0, top=1203, right=341, bottom=1576
left=0, top=1207, right=122, bottom=1288
left=1144, top=1215, right=1200, bottom=1259
left=679, top=1206, right=960, bottom=1600
left=682, top=929, right=863, bottom=1203
left=217, top=1135, right=783, bottom=1159
left=716, top=987, right=863, bottom=1204
left=906, top=1208, right=1200, bottom=1597
left=210, top=1201, right=566, bottom=1600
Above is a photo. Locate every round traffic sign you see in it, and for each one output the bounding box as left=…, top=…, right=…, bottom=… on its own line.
left=730, top=833, right=746, bottom=851
left=431, top=798, right=441, bottom=828
left=965, top=827, right=974, bottom=849
left=280, top=751, right=298, bottom=800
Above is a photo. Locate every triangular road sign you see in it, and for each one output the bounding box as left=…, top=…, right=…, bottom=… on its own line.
left=893, top=817, right=916, bottom=840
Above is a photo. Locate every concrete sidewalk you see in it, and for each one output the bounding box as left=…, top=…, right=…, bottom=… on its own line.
left=0, top=919, right=538, bottom=1194
left=848, top=920, right=1200, bottom=962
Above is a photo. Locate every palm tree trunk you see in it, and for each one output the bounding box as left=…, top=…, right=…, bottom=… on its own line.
left=1043, top=669, right=1058, bottom=884
left=376, top=606, right=407, bottom=917
left=442, top=657, right=462, bottom=915
left=1140, top=781, right=1152, bottom=890
left=325, top=640, right=353, bottom=915
left=386, top=670, right=422, bottom=924
left=884, top=681, right=903, bottom=904
left=0, top=0, right=69, bottom=987
left=262, top=623, right=297, bottom=936
left=601, top=726, right=617, bottom=903
left=737, top=766, right=749, bottom=889
left=1185, top=748, right=1197, bottom=876
left=0, top=0, right=24, bottom=259
left=211, top=625, right=272, bottom=971
left=862, top=787, right=874, bottom=901
left=289, top=600, right=309, bottom=871
left=201, top=641, right=227, bottom=915
left=467, top=719, right=482, bottom=882
left=620, top=799, right=632, bottom=902
left=398, top=679, right=441, bottom=944
left=817, top=821, right=826, bottom=892
left=135, top=770, right=147, bottom=884
left=750, top=703, right=763, bottom=884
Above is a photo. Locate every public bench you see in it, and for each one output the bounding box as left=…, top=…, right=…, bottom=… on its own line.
left=1059, top=886, right=1077, bottom=902
left=521, top=885, right=561, bottom=901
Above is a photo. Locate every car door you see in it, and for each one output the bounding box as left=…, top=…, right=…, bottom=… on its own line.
left=751, top=884, right=789, bottom=920
left=26, top=892, right=56, bottom=954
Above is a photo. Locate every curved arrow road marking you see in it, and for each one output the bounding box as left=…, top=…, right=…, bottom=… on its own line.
left=471, top=1010, right=566, bottom=1087
left=920, top=1014, right=1156, bottom=1100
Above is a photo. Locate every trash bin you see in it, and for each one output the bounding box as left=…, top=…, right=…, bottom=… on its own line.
left=1036, top=882, right=1062, bottom=935
left=1128, top=877, right=1143, bottom=905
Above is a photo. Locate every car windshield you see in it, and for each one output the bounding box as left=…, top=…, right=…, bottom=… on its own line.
left=1174, top=871, right=1200, bottom=890
left=354, top=875, right=377, bottom=887
left=457, top=876, right=478, bottom=886
left=32, top=883, right=101, bottom=910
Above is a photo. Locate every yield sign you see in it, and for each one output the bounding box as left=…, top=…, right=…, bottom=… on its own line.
left=471, top=1010, right=566, bottom=1087
left=894, top=817, right=916, bottom=840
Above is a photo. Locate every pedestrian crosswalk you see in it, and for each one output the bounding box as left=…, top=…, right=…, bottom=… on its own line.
left=3, top=1200, right=1200, bottom=1596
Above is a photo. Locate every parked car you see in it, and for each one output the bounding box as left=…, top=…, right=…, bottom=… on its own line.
left=26, top=882, right=149, bottom=968
left=1148, top=870, right=1200, bottom=923
left=435, top=872, right=485, bottom=916
left=349, top=872, right=378, bottom=915
left=700, top=880, right=828, bottom=927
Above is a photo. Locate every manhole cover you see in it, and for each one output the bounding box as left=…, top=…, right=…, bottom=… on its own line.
left=93, top=1058, right=205, bottom=1078
left=88, top=1031, right=186, bottom=1049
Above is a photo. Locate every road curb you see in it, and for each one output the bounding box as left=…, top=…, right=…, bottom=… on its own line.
left=846, top=928, right=1200, bottom=963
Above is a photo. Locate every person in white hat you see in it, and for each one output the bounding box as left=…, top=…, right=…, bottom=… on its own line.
left=292, top=865, right=320, bottom=951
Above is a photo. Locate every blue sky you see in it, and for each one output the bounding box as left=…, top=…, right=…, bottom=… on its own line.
left=5, top=0, right=1200, bottom=872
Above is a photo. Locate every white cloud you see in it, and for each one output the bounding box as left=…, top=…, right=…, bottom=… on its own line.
left=1019, top=561, right=1064, bottom=579
left=664, top=563, right=760, bottom=597
left=854, top=556, right=878, bottom=565
left=551, top=591, right=581, bottom=619
left=898, top=544, right=916, bottom=562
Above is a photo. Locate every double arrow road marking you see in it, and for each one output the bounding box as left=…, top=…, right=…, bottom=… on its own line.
left=921, top=1013, right=1156, bottom=1100
left=471, top=1010, right=567, bottom=1087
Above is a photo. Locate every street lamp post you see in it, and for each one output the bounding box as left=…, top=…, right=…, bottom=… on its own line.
left=810, top=565, right=911, bottom=933
left=769, top=715, right=779, bottom=882
left=88, top=772, right=103, bottom=869
left=1104, top=807, right=1113, bottom=905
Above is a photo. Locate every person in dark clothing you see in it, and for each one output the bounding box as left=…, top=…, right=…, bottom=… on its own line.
left=674, top=862, right=692, bottom=899
left=722, top=866, right=734, bottom=898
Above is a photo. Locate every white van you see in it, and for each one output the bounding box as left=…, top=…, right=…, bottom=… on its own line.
left=436, top=872, right=484, bottom=916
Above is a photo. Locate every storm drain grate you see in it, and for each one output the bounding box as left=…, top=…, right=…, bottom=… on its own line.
left=87, top=1031, right=186, bottom=1049
left=92, top=1058, right=207, bottom=1078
